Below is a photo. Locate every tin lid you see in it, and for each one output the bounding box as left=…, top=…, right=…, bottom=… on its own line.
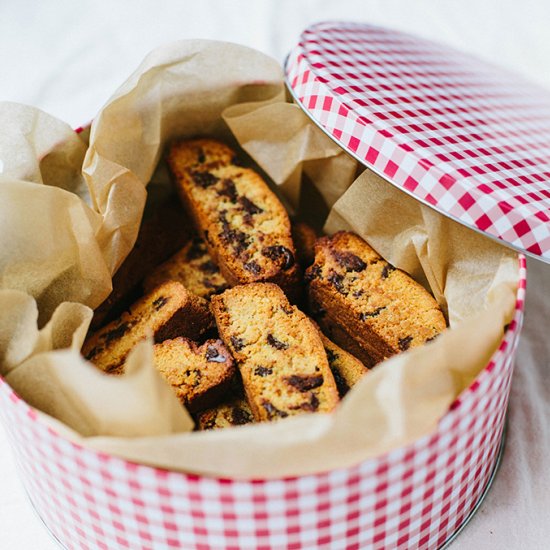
left=285, top=22, right=550, bottom=262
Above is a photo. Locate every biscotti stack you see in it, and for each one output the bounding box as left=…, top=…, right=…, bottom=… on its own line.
left=82, top=137, right=447, bottom=431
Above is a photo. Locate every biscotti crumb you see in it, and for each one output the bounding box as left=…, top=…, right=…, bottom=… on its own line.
left=167, top=138, right=301, bottom=298
left=153, top=338, right=235, bottom=413
left=82, top=281, right=213, bottom=374
left=143, top=236, right=229, bottom=299
left=306, top=231, right=446, bottom=367
left=211, top=282, right=339, bottom=422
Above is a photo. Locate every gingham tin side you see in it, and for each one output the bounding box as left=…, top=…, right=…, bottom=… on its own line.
left=286, top=22, right=550, bottom=262
left=0, top=256, right=526, bottom=550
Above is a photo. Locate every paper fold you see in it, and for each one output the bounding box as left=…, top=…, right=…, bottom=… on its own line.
left=0, top=40, right=519, bottom=478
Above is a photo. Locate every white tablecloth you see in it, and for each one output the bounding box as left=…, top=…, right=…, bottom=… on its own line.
left=1, top=1, right=549, bottom=548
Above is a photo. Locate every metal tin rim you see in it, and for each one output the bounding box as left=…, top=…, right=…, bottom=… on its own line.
left=21, top=422, right=508, bottom=550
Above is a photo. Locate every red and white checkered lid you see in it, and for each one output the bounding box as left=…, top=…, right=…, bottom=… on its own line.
left=286, top=21, right=550, bottom=262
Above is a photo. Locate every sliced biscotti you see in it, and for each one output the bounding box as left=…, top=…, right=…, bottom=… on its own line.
left=90, top=198, right=191, bottom=331
left=320, top=333, right=369, bottom=398
left=306, top=231, right=447, bottom=368
left=167, top=138, right=236, bottom=172
left=211, top=283, right=339, bottom=422
left=143, top=236, right=229, bottom=299
left=153, top=338, right=235, bottom=413
left=82, top=281, right=213, bottom=374
left=195, top=396, right=254, bottom=430
left=167, top=138, right=301, bottom=297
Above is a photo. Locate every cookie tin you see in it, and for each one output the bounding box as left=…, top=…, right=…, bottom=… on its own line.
left=0, top=23, right=532, bottom=550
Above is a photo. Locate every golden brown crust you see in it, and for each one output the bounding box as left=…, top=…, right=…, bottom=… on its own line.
left=143, top=236, right=229, bottom=299
left=153, top=338, right=235, bottom=413
left=306, top=231, right=446, bottom=367
left=211, top=283, right=339, bottom=422
left=90, top=199, right=191, bottom=330
left=167, top=139, right=301, bottom=299
left=82, top=281, right=213, bottom=374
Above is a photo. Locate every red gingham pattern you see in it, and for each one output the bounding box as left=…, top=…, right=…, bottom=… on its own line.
left=0, top=257, right=526, bottom=550
left=285, top=22, right=550, bottom=262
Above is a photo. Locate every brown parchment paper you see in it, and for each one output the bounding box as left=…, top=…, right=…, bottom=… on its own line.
left=0, top=41, right=519, bottom=479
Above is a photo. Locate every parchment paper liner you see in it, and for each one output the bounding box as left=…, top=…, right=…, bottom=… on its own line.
left=0, top=41, right=518, bottom=479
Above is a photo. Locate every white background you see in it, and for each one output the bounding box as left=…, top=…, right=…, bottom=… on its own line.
left=1, top=1, right=549, bottom=548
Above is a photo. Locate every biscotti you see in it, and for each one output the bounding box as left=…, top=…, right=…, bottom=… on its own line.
left=83, top=281, right=213, bottom=374
left=90, top=199, right=191, bottom=330
left=167, top=138, right=301, bottom=298
left=143, top=236, right=229, bottom=299
left=211, top=283, right=339, bottom=422
left=320, top=333, right=369, bottom=397
left=153, top=338, right=235, bottom=413
left=195, top=396, right=253, bottom=430
left=306, top=231, right=446, bottom=368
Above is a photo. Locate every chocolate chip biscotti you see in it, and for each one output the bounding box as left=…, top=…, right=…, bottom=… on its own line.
left=83, top=281, right=213, bottom=374
left=153, top=338, right=235, bottom=413
left=211, top=283, right=339, bottom=422
left=90, top=199, right=191, bottom=330
left=195, top=396, right=254, bottom=430
left=167, top=138, right=301, bottom=298
left=306, top=231, right=446, bottom=368
left=320, top=333, right=369, bottom=398
left=143, top=236, right=229, bottom=299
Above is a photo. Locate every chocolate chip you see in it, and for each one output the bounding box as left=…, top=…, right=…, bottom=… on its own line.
left=305, top=264, right=322, bottom=282
left=186, top=237, right=207, bottom=260
left=262, top=401, right=288, bottom=419
left=240, top=196, right=263, bottom=216
left=381, top=263, right=395, bottom=279
left=301, top=393, right=320, bottom=412
left=280, top=304, right=294, bottom=315
left=231, top=406, right=252, bottom=425
left=426, top=335, right=437, bottom=343
left=359, top=306, right=386, bottom=321
left=267, top=333, right=289, bottom=350
left=152, top=296, right=169, bottom=311
left=186, top=369, right=203, bottom=387
left=204, top=230, right=212, bottom=245
left=286, top=374, right=324, bottom=392
left=353, top=290, right=364, bottom=298
left=205, top=345, right=226, bottom=363
left=230, top=336, right=245, bottom=351
left=327, top=271, right=346, bottom=294
left=330, top=366, right=350, bottom=397
left=197, top=148, right=206, bottom=163
left=325, top=348, right=338, bottom=364
left=398, top=336, right=413, bottom=351
left=199, top=260, right=219, bottom=274
left=333, top=250, right=367, bottom=272
left=217, top=179, right=238, bottom=202
left=190, top=170, right=218, bottom=188
left=262, top=246, right=295, bottom=270
left=219, top=213, right=250, bottom=254
left=244, top=261, right=262, bottom=275
left=254, top=366, right=273, bottom=377
left=85, top=346, right=101, bottom=361
left=102, top=322, right=131, bottom=344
